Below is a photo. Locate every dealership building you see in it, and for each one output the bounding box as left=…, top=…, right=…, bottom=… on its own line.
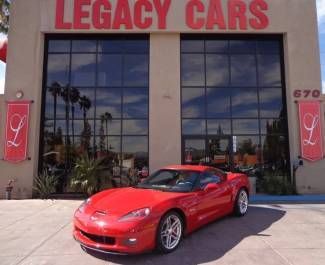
left=0, top=0, right=324, bottom=199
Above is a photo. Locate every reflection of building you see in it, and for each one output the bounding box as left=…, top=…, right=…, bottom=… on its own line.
left=0, top=0, right=324, bottom=197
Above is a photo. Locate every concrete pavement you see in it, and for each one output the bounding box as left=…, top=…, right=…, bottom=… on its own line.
left=1, top=200, right=325, bottom=265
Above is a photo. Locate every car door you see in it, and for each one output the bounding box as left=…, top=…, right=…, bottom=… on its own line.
left=208, top=169, right=233, bottom=213
left=195, top=170, right=232, bottom=224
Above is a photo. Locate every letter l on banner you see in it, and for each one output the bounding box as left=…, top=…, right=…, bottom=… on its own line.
left=298, top=101, right=324, bottom=162
left=4, top=101, right=32, bottom=163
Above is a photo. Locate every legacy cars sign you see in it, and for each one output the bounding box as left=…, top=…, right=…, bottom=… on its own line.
left=55, top=0, right=269, bottom=30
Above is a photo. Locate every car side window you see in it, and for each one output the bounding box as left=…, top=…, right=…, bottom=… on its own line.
left=199, top=171, right=221, bottom=188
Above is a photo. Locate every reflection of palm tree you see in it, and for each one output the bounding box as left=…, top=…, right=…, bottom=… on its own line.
left=79, top=96, right=91, bottom=126
left=69, top=87, right=80, bottom=144
left=61, top=86, right=70, bottom=144
left=102, top=112, right=112, bottom=151
left=49, top=82, right=62, bottom=133
left=99, top=117, right=105, bottom=152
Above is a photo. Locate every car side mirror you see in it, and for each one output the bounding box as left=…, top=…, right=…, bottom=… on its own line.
left=204, top=183, right=219, bottom=192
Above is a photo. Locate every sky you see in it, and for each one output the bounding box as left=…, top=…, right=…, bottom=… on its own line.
left=1, top=1, right=325, bottom=94
left=318, top=0, right=325, bottom=93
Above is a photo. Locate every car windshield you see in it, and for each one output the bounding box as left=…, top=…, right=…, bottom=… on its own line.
left=136, top=169, right=200, bottom=193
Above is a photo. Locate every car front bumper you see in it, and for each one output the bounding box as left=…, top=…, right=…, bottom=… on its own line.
left=73, top=216, right=158, bottom=255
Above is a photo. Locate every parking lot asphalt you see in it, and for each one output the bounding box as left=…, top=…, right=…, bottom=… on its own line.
left=1, top=200, right=325, bottom=265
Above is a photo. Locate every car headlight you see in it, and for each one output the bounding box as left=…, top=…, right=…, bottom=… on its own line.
left=78, top=198, right=91, bottom=213
left=118, top=208, right=151, bottom=222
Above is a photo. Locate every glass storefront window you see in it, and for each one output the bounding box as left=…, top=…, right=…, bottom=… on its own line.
left=41, top=36, right=149, bottom=192
left=231, top=87, right=258, bottom=118
left=182, top=87, right=205, bottom=118
left=181, top=54, right=205, bottom=86
left=181, top=35, right=290, bottom=193
left=231, top=55, right=257, bottom=86
left=206, top=54, right=229, bottom=86
left=206, top=88, right=231, bottom=118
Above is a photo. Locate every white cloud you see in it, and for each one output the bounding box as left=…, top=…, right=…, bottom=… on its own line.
left=0, top=75, right=5, bottom=94
left=0, top=33, right=6, bottom=41
left=317, top=0, right=325, bottom=25
left=0, top=61, right=5, bottom=94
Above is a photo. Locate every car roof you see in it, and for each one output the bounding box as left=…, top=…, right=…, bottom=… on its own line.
left=162, top=165, right=212, bottom=172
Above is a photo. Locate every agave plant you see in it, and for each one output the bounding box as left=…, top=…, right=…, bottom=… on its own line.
left=33, top=170, right=58, bottom=199
left=70, top=155, right=104, bottom=196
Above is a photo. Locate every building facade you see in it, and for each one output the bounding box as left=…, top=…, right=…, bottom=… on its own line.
left=0, top=0, right=324, bottom=198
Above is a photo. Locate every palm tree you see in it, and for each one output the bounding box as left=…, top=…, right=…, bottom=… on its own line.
left=69, top=87, right=80, bottom=144
left=49, top=82, right=62, bottom=133
left=0, top=0, right=10, bottom=34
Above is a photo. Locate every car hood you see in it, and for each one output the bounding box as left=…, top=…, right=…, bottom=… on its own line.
left=89, top=187, right=186, bottom=215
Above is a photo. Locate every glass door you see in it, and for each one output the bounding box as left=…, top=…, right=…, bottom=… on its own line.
left=207, top=137, right=231, bottom=171
left=183, top=138, right=207, bottom=165
left=183, top=136, right=232, bottom=171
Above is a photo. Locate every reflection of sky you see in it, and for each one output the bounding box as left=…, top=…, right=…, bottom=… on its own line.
left=206, top=55, right=229, bottom=86
left=71, top=54, right=96, bottom=86
left=96, top=88, right=122, bottom=118
left=181, top=54, right=205, bottom=86
left=232, top=88, right=258, bottom=118
left=98, top=54, right=122, bottom=87
left=122, top=136, right=148, bottom=154
left=95, top=136, right=121, bottom=153
left=72, top=40, right=97, bottom=53
left=47, top=54, right=69, bottom=86
left=124, top=55, right=149, bottom=87
left=232, top=119, right=259, bottom=135
left=207, top=120, right=231, bottom=135
left=207, top=88, right=231, bottom=118
left=45, top=88, right=95, bottom=119
left=96, top=120, right=121, bottom=135
left=123, top=88, right=148, bottom=118
left=182, top=119, right=206, bottom=135
left=257, top=54, right=281, bottom=86
left=231, top=55, right=257, bottom=86
left=182, top=87, right=205, bottom=118
left=46, top=51, right=148, bottom=88
left=123, top=120, right=148, bottom=135
left=259, top=88, right=283, bottom=118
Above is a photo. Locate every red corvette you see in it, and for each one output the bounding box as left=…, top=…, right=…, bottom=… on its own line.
left=73, top=165, right=250, bottom=255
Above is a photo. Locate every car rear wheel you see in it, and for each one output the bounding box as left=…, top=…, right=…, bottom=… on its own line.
left=156, top=211, right=183, bottom=253
left=234, top=189, right=249, bottom=217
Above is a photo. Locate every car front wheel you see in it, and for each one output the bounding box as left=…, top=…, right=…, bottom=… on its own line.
left=156, top=211, right=183, bottom=253
left=234, top=189, right=249, bottom=217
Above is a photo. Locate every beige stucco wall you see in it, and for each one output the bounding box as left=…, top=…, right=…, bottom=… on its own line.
left=149, top=34, right=182, bottom=171
left=0, top=0, right=324, bottom=198
left=0, top=0, right=44, bottom=199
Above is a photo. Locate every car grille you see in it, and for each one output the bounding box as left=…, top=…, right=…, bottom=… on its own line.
left=80, top=229, right=116, bottom=245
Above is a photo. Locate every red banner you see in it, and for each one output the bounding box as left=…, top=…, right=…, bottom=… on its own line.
left=298, top=101, right=324, bottom=162
left=0, top=39, right=7, bottom=63
left=4, top=101, right=31, bottom=163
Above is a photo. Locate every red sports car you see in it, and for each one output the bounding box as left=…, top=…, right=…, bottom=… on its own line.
left=73, top=165, right=250, bottom=255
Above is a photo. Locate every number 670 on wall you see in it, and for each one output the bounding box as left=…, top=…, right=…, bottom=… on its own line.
left=293, top=89, right=321, bottom=98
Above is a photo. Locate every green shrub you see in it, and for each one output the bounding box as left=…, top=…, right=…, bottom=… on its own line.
left=33, top=170, right=58, bottom=199
left=70, top=155, right=104, bottom=196
left=261, top=176, right=296, bottom=195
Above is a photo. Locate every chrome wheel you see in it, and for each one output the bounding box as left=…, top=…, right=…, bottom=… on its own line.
left=160, top=214, right=182, bottom=250
left=238, top=190, right=248, bottom=214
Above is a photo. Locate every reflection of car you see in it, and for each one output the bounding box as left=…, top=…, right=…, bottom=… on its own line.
left=73, top=165, right=250, bottom=255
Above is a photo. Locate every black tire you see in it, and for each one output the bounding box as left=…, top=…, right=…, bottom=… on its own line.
left=156, top=211, right=183, bottom=254
left=233, top=189, right=249, bottom=217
